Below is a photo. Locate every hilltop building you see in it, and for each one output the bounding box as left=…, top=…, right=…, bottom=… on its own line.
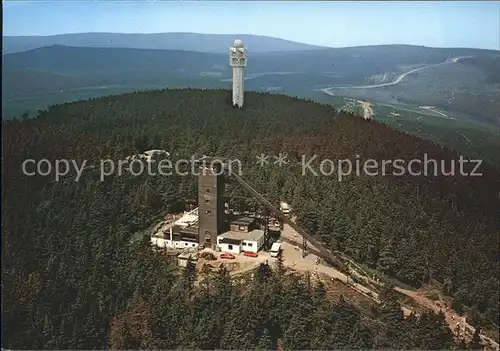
left=151, top=210, right=265, bottom=254
left=126, top=149, right=169, bottom=163
left=151, top=157, right=268, bottom=254
left=150, top=208, right=200, bottom=250
left=217, top=216, right=265, bottom=254
left=230, top=39, right=247, bottom=107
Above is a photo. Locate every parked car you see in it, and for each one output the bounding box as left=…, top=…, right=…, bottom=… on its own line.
left=219, top=253, right=235, bottom=259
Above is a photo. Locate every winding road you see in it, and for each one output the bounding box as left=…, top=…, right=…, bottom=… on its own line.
left=280, top=223, right=499, bottom=350
left=419, top=105, right=454, bottom=119
left=227, top=170, right=497, bottom=349
left=321, top=56, right=472, bottom=94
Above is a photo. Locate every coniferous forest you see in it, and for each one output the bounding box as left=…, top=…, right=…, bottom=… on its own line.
left=2, top=89, right=499, bottom=349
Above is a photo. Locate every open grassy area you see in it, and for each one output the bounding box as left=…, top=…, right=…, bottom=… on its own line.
left=307, top=90, right=498, bottom=167
left=373, top=102, right=499, bottom=167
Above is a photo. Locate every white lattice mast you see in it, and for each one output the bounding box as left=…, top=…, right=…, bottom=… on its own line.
left=229, top=39, right=247, bottom=107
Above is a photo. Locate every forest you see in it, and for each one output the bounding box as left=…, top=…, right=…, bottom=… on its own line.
left=2, top=89, right=498, bottom=349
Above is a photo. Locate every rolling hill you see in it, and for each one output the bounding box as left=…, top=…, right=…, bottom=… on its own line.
left=2, top=32, right=329, bottom=54
left=3, top=43, right=499, bottom=167
left=4, top=44, right=499, bottom=115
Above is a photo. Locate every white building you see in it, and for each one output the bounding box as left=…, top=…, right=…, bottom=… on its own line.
left=229, top=39, right=247, bottom=107
left=151, top=227, right=199, bottom=250
left=151, top=208, right=200, bottom=250
left=217, top=229, right=265, bottom=254
left=126, top=149, right=170, bottom=163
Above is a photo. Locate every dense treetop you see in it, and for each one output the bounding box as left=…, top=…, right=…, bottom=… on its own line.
left=2, top=89, right=498, bottom=348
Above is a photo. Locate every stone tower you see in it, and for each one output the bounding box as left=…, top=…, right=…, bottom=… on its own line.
left=197, top=157, right=226, bottom=248
left=229, top=39, right=247, bottom=107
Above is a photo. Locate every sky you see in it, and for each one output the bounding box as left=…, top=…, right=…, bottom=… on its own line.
left=3, top=1, right=499, bottom=50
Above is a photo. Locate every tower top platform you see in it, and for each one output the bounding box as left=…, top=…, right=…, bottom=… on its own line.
left=233, top=39, right=244, bottom=48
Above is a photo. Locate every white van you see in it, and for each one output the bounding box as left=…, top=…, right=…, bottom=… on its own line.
left=280, top=202, right=291, bottom=217
left=270, top=242, right=282, bottom=257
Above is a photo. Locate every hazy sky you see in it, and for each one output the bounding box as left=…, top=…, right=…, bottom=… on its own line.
left=3, top=1, right=499, bottom=50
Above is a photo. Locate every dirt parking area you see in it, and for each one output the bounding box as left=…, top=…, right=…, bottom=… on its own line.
left=197, top=248, right=274, bottom=275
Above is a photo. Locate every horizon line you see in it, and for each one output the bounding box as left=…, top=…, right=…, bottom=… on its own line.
left=4, top=31, right=499, bottom=52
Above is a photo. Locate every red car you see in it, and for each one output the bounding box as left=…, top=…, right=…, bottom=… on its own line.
left=219, top=253, right=235, bottom=259
left=243, top=251, right=258, bottom=258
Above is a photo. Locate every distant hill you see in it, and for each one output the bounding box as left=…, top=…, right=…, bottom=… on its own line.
left=3, top=44, right=499, bottom=126
left=2, top=32, right=329, bottom=54
left=5, top=44, right=497, bottom=97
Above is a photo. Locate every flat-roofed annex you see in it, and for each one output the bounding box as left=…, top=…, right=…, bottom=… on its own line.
left=218, top=229, right=264, bottom=242
left=228, top=215, right=255, bottom=226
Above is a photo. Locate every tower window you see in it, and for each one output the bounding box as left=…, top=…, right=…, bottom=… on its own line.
left=205, top=188, right=210, bottom=193
left=205, top=210, right=211, bottom=215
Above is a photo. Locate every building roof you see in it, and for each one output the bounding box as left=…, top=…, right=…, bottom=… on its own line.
left=219, top=237, right=242, bottom=245
left=144, top=149, right=169, bottom=156
left=228, top=215, right=256, bottom=226
left=151, top=222, right=183, bottom=238
left=125, top=149, right=170, bottom=163
left=218, top=229, right=264, bottom=243
left=174, top=208, right=199, bottom=227
left=178, top=252, right=199, bottom=260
